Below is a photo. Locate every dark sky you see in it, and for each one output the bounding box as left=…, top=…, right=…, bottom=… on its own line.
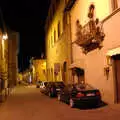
left=0, top=0, right=50, bottom=71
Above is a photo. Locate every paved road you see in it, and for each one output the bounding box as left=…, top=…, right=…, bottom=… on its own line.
left=0, top=85, right=120, bottom=120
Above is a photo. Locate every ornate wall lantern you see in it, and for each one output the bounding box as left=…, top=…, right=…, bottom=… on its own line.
left=104, top=66, right=110, bottom=80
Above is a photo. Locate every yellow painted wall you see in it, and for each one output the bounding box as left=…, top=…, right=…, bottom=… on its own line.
left=46, top=0, right=72, bottom=84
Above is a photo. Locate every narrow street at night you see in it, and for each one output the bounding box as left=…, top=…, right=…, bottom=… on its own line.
left=0, top=86, right=120, bottom=120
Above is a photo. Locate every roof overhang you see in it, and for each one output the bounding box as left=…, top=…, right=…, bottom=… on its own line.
left=69, top=60, right=85, bottom=69
left=107, top=47, right=120, bottom=56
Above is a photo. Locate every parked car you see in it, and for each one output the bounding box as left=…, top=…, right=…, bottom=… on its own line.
left=57, top=83, right=101, bottom=108
left=54, top=81, right=65, bottom=94
left=40, top=81, right=48, bottom=93
left=36, top=81, right=42, bottom=88
left=45, top=81, right=65, bottom=97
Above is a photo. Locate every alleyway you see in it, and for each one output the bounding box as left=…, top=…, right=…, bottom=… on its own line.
left=0, top=86, right=120, bottom=120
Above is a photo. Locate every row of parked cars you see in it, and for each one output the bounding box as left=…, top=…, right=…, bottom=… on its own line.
left=36, top=81, right=102, bottom=108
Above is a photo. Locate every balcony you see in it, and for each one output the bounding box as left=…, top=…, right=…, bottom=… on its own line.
left=74, top=18, right=105, bottom=54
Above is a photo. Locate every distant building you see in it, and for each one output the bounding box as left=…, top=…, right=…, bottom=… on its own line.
left=32, top=58, right=46, bottom=83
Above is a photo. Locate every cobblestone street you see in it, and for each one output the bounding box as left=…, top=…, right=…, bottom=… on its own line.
left=0, top=86, right=120, bottom=120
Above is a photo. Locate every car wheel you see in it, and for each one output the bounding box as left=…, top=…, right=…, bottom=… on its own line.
left=69, top=99, right=75, bottom=108
left=57, top=94, right=61, bottom=101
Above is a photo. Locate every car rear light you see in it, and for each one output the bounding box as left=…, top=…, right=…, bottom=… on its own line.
left=76, top=92, right=85, bottom=98
left=96, top=91, right=100, bottom=96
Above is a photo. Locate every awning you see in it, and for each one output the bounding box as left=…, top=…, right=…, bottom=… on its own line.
left=69, top=60, right=85, bottom=69
left=107, top=47, right=120, bottom=56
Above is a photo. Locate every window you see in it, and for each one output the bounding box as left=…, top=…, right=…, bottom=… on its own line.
left=51, top=36, right=53, bottom=47
left=56, top=0, right=60, bottom=9
left=63, top=62, right=67, bottom=72
left=47, top=19, right=49, bottom=29
left=48, top=39, right=51, bottom=48
left=56, top=0, right=60, bottom=5
left=54, top=30, right=56, bottom=43
left=64, top=0, right=68, bottom=5
left=63, top=13, right=67, bottom=30
left=53, top=3, right=56, bottom=15
left=67, top=14, right=70, bottom=24
left=58, top=21, right=61, bottom=38
left=111, top=0, right=120, bottom=11
left=49, top=10, right=52, bottom=22
left=51, top=7, right=53, bottom=19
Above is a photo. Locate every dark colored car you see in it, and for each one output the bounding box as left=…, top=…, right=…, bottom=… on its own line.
left=57, top=83, right=101, bottom=108
left=54, top=81, right=65, bottom=93
left=45, top=81, right=65, bottom=97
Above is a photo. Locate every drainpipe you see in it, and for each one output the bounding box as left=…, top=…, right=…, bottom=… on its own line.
left=67, top=11, right=74, bottom=84
left=68, top=12, right=73, bottom=64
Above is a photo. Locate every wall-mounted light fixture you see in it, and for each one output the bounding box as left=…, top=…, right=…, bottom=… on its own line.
left=104, top=66, right=110, bottom=80
left=2, top=32, right=8, bottom=40
left=104, top=56, right=112, bottom=80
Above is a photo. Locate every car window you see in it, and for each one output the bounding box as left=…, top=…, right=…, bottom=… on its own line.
left=55, top=82, right=65, bottom=87
left=44, top=82, right=48, bottom=86
left=76, top=84, right=93, bottom=90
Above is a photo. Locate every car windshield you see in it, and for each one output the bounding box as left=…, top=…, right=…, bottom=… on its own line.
left=55, top=82, right=64, bottom=87
left=75, top=84, right=93, bottom=90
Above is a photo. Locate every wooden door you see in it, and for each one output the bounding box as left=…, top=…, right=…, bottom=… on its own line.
left=114, top=55, right=120, bottom=103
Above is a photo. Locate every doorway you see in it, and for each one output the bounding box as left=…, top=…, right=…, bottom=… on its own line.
left=72, top=67, right=85, bottom=84
left=112, top=54, right=120, bottom=103
left=62, top=62, right=67, bottom=82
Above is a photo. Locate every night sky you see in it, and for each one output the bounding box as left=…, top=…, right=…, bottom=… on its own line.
left=0, top=0, right=50, bottom=72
